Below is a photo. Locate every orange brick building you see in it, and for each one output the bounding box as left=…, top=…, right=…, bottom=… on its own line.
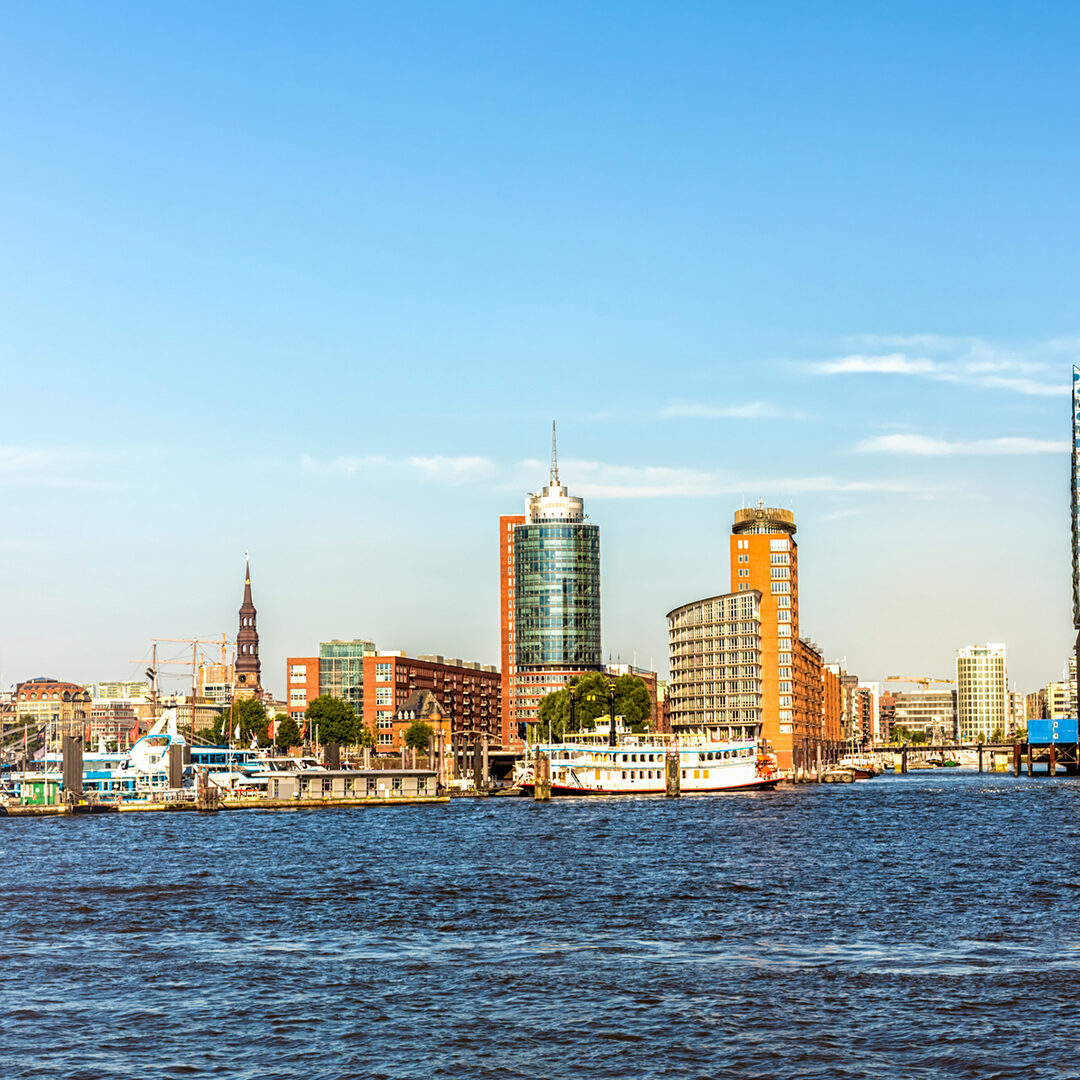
left=794, top=638, right=824, bottom=764
left=822, top=664, right=843, bottom=748
left=729, top=505, right=802, bottom=770
left=285, top=657, right=320, bottom=722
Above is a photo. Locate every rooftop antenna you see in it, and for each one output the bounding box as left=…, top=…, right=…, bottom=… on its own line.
left=550, top=420, right=559, bottom=486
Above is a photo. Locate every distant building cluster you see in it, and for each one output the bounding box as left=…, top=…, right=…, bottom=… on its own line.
left=2, top=429, right=1075, bottom=765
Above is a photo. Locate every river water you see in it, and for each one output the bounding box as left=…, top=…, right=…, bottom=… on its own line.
left=3, top=770, right=1079, bottom=1079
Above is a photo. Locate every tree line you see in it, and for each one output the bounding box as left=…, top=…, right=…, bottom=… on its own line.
left=209, top=695, right=435, bottom=752
left=535, top=673, right=652, bottom=741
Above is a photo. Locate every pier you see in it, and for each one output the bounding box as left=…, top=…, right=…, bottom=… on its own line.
left=867, top=741, right=1080, bottom=776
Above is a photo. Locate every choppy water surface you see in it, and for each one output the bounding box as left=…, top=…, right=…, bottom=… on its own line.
left=4, top=771, right=1080, bottom=1079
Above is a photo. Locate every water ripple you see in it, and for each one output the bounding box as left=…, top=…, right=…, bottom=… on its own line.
left=2, top=772, right=1078, bottom=1078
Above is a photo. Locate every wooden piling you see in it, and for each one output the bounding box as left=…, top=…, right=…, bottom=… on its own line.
left=901, top=745, right=908, bottom=774
left=1013, top=741, right=1021, bottom=777
left=534, top=753, right=551, bottom=801
left=195, top=768, right=220, bottom=812
left=62, top=735, right=84, bottom=798
left=665, top=751, right=680, bottom=797
left=472, top=741, right=483, bottom=792
left=1049, top=743, right=1057, bottom=776
left=1027, top=743, right=1033, bottom=777
left=978, top=743, right=984, bottom=773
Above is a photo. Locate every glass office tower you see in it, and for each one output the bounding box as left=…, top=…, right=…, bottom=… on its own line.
left=500, top=429, right=603, bottom=740
left=514, top=519, right=601, bottom=668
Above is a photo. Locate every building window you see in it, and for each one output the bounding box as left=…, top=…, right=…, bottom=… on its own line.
left=375, top=663, right=391, bottom=682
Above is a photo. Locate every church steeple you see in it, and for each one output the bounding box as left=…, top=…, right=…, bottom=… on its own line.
left=235, top=550, right=261, bottom=696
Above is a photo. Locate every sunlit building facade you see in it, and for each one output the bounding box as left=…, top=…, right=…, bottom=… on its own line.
left=666, top=590, right=763, bottom=740
left=956, top=643, right=1008, bottom=742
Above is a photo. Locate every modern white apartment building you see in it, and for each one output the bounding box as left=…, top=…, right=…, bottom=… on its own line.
left=955, top=643, right=1008, bottom=742
left=667, top=589, right=763, bottom=741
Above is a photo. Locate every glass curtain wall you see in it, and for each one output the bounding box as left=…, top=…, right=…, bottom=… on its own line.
left=514, top=523, right=601, bottom=668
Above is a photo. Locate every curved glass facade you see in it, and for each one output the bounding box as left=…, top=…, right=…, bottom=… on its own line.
left=514, top=522, right=601, bottom=668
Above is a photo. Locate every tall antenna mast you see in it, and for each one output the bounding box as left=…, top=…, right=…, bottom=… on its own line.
left=550, top=420, right=559, bottom=486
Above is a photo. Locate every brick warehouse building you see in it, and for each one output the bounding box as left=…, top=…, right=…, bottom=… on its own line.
left=285, top=650, right=500, bottom=752
left=361, top=653, right=500, bottom=752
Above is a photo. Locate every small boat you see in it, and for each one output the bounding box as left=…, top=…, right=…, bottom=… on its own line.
left=837, top=754, right=880, bottom=780
left=820, top=768, right=855, bottom=784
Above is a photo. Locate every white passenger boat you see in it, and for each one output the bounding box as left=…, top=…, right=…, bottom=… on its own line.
left=518, top=723, right=779, bottom=796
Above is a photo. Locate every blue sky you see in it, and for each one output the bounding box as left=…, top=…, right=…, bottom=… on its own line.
left=2, top=2, right=1078, bottom=696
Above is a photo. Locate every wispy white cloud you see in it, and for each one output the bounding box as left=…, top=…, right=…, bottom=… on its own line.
left=852, top=434, right=1068, bottom=456
left=302, top=452, right=916, bottom=499
left=300, top=453, right=388, bottom=476
left=527, top=457, right=916, bottom=499
left=800, top=335, right=1074, bottom=397
left=0, top=446, right=131, bottom=489
left=806, top=353, right=938, bottom=376
left=301, top=452, right=494, bottom=485
left=408, top=455, right=496, bottom=485
left=660, top=400, right=807, bottom=420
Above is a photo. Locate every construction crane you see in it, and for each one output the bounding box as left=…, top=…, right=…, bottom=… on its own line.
left=885, top=675, right=955, bottom=690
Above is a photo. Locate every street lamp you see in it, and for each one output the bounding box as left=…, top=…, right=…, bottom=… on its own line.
left=608, top=683, right=616, bottom=747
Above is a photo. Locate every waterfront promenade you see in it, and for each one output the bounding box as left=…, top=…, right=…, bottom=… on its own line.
left=3, top=770, right=1077, bottom=1080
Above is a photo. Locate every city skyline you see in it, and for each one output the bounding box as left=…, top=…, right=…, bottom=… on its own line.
left=2, top=5, right=1079, bottom=693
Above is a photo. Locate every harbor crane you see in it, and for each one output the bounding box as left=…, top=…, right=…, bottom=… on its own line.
left=885, top=675, right=955, bottom=690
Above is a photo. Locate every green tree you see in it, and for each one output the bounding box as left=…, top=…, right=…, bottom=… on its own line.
left=535, top=673, right=652, bottom=741
left=274, top=715, right=302, bottom=751
left=212, top=699, right=270, bottom=746
left=305, top=695, right=359, bottom=745
left=404, top=720, right=434, bottom=752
